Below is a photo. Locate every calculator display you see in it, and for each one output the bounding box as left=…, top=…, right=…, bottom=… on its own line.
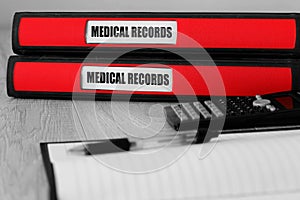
left=275, top=96, right=300, bottom=110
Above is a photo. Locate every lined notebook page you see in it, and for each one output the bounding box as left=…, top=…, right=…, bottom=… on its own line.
left=47, top=130, right=300, bottom=200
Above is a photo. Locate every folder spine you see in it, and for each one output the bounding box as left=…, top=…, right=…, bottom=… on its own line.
left=12, top=12, right=300, bottom=57
left=7, top=56, right=300, bottom=101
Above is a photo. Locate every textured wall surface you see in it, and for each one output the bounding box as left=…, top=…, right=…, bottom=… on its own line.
left=0, top=0, right=300, bottom=28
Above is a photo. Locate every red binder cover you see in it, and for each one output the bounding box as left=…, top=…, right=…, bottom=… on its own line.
left=12, top=12, right=300, bottom=56
left=7, top=56, right=300, bottom=101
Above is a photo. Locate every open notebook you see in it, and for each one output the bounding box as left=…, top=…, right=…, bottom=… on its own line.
left=41, top=130, right=300, bottom=200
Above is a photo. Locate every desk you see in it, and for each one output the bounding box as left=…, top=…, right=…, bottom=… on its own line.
left=2, top=27, right=300, bottom=200
left=0, top=28, right=174, bottom=200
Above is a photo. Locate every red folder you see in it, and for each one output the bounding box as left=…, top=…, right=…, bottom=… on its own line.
left=7, top=56, right=300, bottom=101
left=12, top=12, right=300, bottom=56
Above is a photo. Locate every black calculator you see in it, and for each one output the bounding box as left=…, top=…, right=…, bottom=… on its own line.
left=164, top=91, right=300, bottom=133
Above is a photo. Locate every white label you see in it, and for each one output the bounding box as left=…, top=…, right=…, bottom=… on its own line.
left=81, top=66, right=173, bottom=92
left=86, top=20, right=177, bottom=44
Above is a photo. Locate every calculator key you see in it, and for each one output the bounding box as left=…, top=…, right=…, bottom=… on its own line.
left=269, top=106, right=276, bottom=112
left=193, top=102, right=211, bottom=119
left=253, top=99, right=271, bottom=107
left=255, top=95, right=262, bottom=100
left=239, top=110, right=245, bottom=115
left=217, top=99, right=226, bottom=110
left=266, top=104, right=276, bottom=112
left=171, top=105, right=189, bottom=122
left=182, top=103, right=200, bottom=120
left=204, top=101, right=224, bottom=118
left=227, top=110, right=236, bottom=116
left=249, top=109, right=255, bottom=114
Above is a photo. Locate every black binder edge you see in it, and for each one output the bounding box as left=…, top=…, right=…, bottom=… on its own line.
left=40, top=143, right=58, bottom=200
left=7, top=56, right=17, bottom=99
left=12, top=12, right=300, bottom=57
